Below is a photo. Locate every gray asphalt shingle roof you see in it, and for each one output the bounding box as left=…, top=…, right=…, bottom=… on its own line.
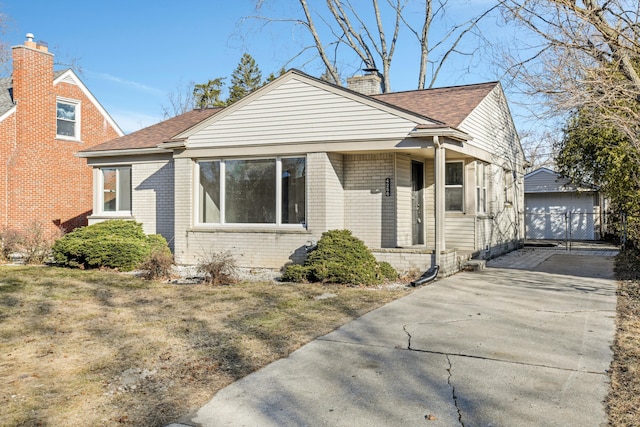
left=81, top=108, right=223, bottom=152
left=0, top=76, right=14, bottom=116
left=81, top=71, right=498, bottom=154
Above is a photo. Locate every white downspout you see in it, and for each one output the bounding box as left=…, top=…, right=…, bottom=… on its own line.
left=434, top=136, right=445, bottom=266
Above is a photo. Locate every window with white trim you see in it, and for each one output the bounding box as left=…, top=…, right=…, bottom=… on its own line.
left=56, top=98, right=80, bottom=140
left=445, top=161, right=464, bottom=211
left=476, top=162, right=487, bottom=213
left=101, top=167, right=131, bottom=213
left=198, top=157, right=306, bottom=226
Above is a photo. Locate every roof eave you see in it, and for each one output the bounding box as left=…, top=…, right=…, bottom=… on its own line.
left=157, top=139, right=186, bottom=150
left=75, top=147, right=169, bottom=158
left=409, top=126, right=472, bottom=142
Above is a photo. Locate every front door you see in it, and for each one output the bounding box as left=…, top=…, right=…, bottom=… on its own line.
left=411, top=161, right=425, bottom=245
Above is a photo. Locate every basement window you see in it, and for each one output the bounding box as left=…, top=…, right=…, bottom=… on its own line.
left=56, top=98, right=80, bottom=140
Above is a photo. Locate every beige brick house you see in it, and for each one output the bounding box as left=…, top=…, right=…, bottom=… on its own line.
left=0, top=33, right=123, bottom=233
left=78, top=70, right=525, bottom=275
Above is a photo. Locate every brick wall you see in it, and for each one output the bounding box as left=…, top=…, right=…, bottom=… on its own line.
left=174, top=153, right=340, bottom=268
left=131, top=161, right=175, bottom=249
left=343, top=153, right=395, bottom=248
left=1, top=43, right=120, bottom=233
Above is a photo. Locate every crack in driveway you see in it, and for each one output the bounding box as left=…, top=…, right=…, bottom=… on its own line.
left=403, top=324, right=412, bottom=349
left=446, top=354, right=465, bottom=427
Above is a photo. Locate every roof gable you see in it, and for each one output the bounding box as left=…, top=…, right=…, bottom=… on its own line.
left=524, top=167, right=596, bottom=193
left=0, top=69, right=124, bottom=137
left=80, top=70, right=513, bottom=155
left=54, top=69, right=124, bottom=137
left=179, top=70, right=439, bottom=148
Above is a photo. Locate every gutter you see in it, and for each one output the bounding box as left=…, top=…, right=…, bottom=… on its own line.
left=75, top=147, right=168, bottom=158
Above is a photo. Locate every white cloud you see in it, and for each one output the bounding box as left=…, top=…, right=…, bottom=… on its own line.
left=87, top=70, right=165, bottom=95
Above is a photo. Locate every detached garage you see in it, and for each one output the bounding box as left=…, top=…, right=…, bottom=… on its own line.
left=524, top=168, right=606, bottom=240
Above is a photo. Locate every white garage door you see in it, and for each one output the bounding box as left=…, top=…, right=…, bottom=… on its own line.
left=525, top=193, right=595, bottom=240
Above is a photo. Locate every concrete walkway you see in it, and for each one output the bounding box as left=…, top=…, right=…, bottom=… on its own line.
left=171, top=247, right=618, bottom=427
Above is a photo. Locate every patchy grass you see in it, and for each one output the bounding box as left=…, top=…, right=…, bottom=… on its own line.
left=608, top=248, right=640, bottom=426
left=0, top=266, right=410, bottom=427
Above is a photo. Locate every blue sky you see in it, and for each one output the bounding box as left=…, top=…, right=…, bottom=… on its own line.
left=3, top=0, right=518, bottom=134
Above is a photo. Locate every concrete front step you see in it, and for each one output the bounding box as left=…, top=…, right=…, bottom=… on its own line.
left=465, top=259, right=486, bottom=271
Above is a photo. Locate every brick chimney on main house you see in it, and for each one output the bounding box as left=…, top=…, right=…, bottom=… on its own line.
left=0, top=33, right=123, bottom=235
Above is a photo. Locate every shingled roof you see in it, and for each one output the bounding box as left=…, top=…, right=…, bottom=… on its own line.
left=80, top=75, right=498, bottom=154
left=0, top=76, right=13, bottom=116
left=81, top=108, right=223, bottom=152
left=373, top=81, right=498, bottom=127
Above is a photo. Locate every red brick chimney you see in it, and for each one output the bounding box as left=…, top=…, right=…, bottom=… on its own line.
left=12, top=33, right=55, bottom=143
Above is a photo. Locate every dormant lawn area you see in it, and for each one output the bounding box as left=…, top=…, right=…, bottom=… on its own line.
left=608, top=249, right=640, bottom=426
left=0, top=266, right=410, bottom=426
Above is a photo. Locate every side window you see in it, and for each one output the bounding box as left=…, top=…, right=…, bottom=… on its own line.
left=56, top=99, right=80, bottom=140
left=445, top=161, right=464, bottom=211
left=101, top=167, right=131, bottom=213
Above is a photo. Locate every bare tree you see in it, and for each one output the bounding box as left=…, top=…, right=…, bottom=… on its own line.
left=0, top=14, right=11, bottom=77
left=520, top=130, right=557, bottom=173
left=500, top=0, right=640, bottom=151
left=245, top=0, right=503, bottom=92
left=161, top=78, right=196, bottom=118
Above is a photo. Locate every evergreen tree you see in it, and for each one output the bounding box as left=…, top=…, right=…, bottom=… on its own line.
left=264, top=67, right=286, bottom=85
left=556, top=110, right=640, bottom=243
left=193, top=78, right=226, bottom=109
left=227, top=53, right=263, bottom=105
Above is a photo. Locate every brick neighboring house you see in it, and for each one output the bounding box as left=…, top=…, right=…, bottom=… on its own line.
left=0, top=33, right=123, bottom=234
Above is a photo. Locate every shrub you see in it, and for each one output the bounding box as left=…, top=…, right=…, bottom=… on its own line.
left=197, top=250, right=238, bottom=285
left=281, top=264, right=311, bottom=283
left=378, top=261, right=398, bottom=281
left=52, top=220, right=169, bottom=272
left=0, top=222, right=64, bottom=264
left=22, top=221, right=65, bottom=264
left=284, top=229, right=398, bottom=286
left=139, top=247, right=174, bottom=280
left=0, top=228, right=23, bottom=261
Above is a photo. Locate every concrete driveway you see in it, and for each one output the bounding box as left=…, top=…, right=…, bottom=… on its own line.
left=173, top=247, right=618, bottom=427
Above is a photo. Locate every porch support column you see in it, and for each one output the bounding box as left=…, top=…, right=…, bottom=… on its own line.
left=434, top=136, right=445, bottom=266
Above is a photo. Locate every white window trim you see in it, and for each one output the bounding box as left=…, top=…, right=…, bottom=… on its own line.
left=445, top=161, right=465, bottom=212
left=194, top=156, right=307, bottom=229
left=476, top=161, right=487, bottom=213
left=95, top=166, right=132, bottom=216
left=56, top=97, right=81, bottom=141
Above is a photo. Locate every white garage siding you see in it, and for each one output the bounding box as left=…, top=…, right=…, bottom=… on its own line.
left=525, top=192, right=599, bottom=240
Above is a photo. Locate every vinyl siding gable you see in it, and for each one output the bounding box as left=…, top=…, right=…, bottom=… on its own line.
left=459, top=85, right=522, bottom=168
left=187, top=77, right=420, bottom=148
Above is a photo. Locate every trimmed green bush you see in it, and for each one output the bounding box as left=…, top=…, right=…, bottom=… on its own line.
left=280, top=264, right=311, bottom=283
left=52, top=220, right=170, bottom=272
left=282, top=229, right=397, bottom=285
left=378, top=261, right=398, bottom=281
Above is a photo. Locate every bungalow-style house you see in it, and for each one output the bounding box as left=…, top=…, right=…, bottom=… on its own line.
left=77, top=70, right=525, bottom=275
left=525, top=167, right=606, bottom=241
left=0, top=33, right=123, bottom=233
